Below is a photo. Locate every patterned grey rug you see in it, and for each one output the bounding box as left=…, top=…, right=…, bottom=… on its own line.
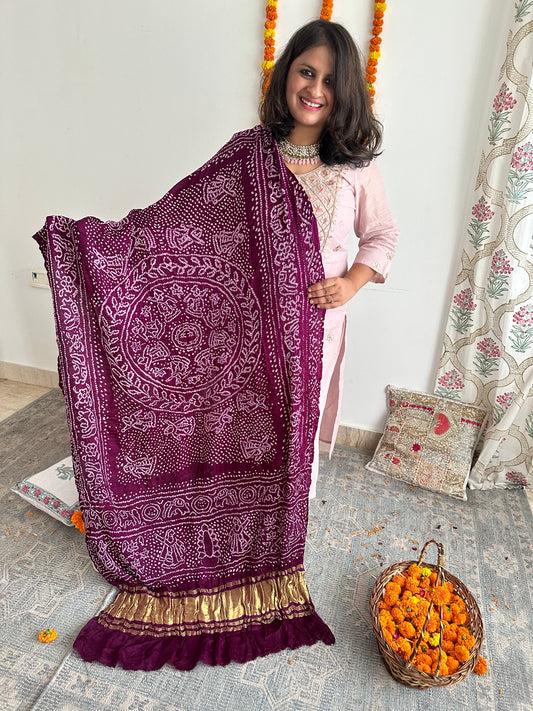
left=2, top=389, right=533, bottom=711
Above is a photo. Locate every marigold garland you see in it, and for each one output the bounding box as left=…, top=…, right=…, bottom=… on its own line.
left=261, top=0, right=278, bottom=97
left=320, top=0, right=334, bottom=21
left=38, top=629, right=58, bottom=643
left=261, top=1, right=388, bottom=106
left=71, top=510, right=86, bottom=534
left=366, top=2, right=388, bottom=106
left=378, top=566, right=488, bottom=677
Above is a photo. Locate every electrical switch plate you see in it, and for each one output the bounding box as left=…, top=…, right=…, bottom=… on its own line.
left=29, top=268, right=49, bottom=289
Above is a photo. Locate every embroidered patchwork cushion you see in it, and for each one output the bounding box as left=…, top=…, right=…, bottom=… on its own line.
left=11, top=456, right=79, bottom=524
left=365, top=386, right=486, bottom=500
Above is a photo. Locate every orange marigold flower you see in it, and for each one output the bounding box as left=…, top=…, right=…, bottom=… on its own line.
left=407, top=564, right=421, bottom=578
left=443, top=606, right=453, bottom=622
left=384, top=591, right=399, bottom=606
left=392, top=574, right=405, bottom=587
left=398, top=621, right=416, bottom=639
left=451, top=595, right=466, bottom=610
left=442, top=639, right=455, bottom=654
left=385, top=582, right=401, bottom=594
left=416, top=652, right=432, bottom=667
left=474, top=656, right=488, bottom=675
left=397, top=638, right=412, bottom=659
left=453, top=612, right=467, bottom=626
left=426, top=613, right=440, bottom=634
left=38, top=629, right=58, bottom=643
left=405, top=577, right=420, bottom=593
left=416, top=663, right=432, bottom=674
left=432, top=585, right=451, bottom=606
left=413, top=614, right=426, bottom=632
left=428, top=648, right=440, bottom=662
left=71, top=510, right=86, bottom=534
left=447, top=657, right=460, bottom=673
left=391, top=607, right=405, bottom=623
left=439, top=664, right=450, bottom=676
left=456, top=626, right=471, bottom=643
left=454, top=644, right=470, bottom=663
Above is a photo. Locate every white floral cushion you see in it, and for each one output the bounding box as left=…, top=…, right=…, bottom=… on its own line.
left=365, top=386, right=486, bottom=500
left=11, top=456, right=79, bottom=524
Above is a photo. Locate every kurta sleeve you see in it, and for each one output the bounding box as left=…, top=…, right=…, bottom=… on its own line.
left=349, top=160, right=399, bottom=283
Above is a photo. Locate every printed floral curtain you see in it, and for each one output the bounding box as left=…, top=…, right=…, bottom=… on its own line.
left=435, top=2, right=533, bottom=490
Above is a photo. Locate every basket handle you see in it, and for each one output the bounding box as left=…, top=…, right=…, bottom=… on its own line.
left=406, top=540, right=447, bottom=675
left=417, top=539, right=445, bottom=571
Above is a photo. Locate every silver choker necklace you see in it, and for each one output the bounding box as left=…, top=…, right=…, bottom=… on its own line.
left=278, top=138, right=321, bottom=166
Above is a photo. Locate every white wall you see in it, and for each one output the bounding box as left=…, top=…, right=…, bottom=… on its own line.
left=0, top=0, right=510, bottom=431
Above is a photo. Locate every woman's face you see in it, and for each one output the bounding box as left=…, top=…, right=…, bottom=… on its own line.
left=285, top=44, right=334, bottom=141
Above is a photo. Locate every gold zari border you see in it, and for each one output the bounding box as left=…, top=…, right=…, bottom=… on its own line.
left=98, top=567, right=314, bottom=637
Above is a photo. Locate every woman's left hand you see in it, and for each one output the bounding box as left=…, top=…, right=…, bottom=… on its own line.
left=307, top=276, right=357, bottom=309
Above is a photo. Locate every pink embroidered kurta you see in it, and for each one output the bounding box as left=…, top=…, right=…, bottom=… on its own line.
left=295, top=161, right=399, bottom=497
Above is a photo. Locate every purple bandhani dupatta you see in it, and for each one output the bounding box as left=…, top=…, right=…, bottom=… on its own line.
left=34, top=125, right=334, bottom=671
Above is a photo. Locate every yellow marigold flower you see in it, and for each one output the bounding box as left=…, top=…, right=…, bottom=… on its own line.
left=38, top=629, right=58, bottom=643
left=428, top=632, right=440, bottom=646
left=261, top=61, right=274, bottom=71
left=420, top=567, right=432, bottom=578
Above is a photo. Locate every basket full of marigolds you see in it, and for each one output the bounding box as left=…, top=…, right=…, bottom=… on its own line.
left=369, top=539, right=488, bottom=688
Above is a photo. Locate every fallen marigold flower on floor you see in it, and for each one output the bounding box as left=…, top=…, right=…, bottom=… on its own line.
left=71, top=510, right=86, bottom=534
left=474, top=656, right=488, bottom=675
left=38, top=629, right=58, bottom=643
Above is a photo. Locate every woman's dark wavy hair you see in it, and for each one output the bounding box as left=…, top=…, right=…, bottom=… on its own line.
left=260, top=20, right=382, bottom=167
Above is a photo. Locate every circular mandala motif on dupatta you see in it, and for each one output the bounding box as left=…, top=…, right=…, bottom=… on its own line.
left=100, top=254, right=261, bottom=413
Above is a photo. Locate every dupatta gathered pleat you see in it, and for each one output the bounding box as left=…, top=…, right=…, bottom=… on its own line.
left=34, top=125, right=334, bottom=671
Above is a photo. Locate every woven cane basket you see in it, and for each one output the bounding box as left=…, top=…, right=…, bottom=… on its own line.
left=369, top=539, right=484, bottom=689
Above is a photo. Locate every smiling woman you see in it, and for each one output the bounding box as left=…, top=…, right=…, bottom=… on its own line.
left=261, top=20, right=399, bottom=496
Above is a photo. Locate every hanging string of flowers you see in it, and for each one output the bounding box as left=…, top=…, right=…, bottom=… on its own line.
left=366, top=2, right=388, bottom=106
left=261, top=0, right=278, bottom=97
left=261, top=1, right=388, bottom=105
left=320, top=0, right=334, bottom=21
